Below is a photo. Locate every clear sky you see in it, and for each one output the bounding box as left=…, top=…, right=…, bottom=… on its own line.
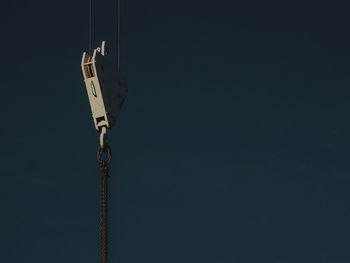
left=1, top=0, right=350, bottom=262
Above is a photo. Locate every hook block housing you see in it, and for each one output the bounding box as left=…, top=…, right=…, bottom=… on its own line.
left=81, top=41, right=128, bottom=131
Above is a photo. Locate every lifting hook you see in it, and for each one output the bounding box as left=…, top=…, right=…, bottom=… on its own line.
left=100, top=126, right=107, bottom=150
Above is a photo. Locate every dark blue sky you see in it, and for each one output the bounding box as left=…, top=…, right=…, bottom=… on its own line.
left=1, top=0, right=350, bottom=262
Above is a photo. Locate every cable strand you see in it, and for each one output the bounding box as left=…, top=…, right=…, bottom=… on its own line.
left=117, top=0, right=121, bottom=72
left=89, top=0, right=93, bottom=54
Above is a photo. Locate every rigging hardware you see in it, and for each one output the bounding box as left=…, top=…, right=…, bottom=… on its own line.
left=81, top=41, right=128, bottom=148
left=81, top=1, right=126, bottom=263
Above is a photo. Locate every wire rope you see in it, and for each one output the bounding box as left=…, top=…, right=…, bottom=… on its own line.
left=117, top=0, right=121, bottom=72
left=89, top=0, right=93, bottom=54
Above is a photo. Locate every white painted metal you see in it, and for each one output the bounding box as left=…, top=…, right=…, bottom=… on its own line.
left=81, top=41, right=128, bottom=134
left=100, top=126, right=107, bottom=149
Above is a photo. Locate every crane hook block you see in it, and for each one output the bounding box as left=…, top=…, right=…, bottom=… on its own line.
left=81, top=41, right=128, bottom=132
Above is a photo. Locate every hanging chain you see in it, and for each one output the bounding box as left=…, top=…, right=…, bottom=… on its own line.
left=100, top=160, right=109, bottom=263
left=97, top=144, right=112, bottom=263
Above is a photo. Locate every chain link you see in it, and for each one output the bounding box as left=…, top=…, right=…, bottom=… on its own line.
left=97, top=144, right=112, bottom=164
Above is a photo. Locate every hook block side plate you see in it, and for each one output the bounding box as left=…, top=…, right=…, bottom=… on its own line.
left=81, top=41, right=128, bottom=131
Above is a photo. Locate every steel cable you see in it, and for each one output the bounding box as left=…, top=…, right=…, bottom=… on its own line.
left=117, top=0, right=121, bottom=72
left=89, top=0, right=92, bottom=54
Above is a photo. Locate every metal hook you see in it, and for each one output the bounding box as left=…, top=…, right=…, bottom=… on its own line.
left=100, top=126, right=107, bottom=149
